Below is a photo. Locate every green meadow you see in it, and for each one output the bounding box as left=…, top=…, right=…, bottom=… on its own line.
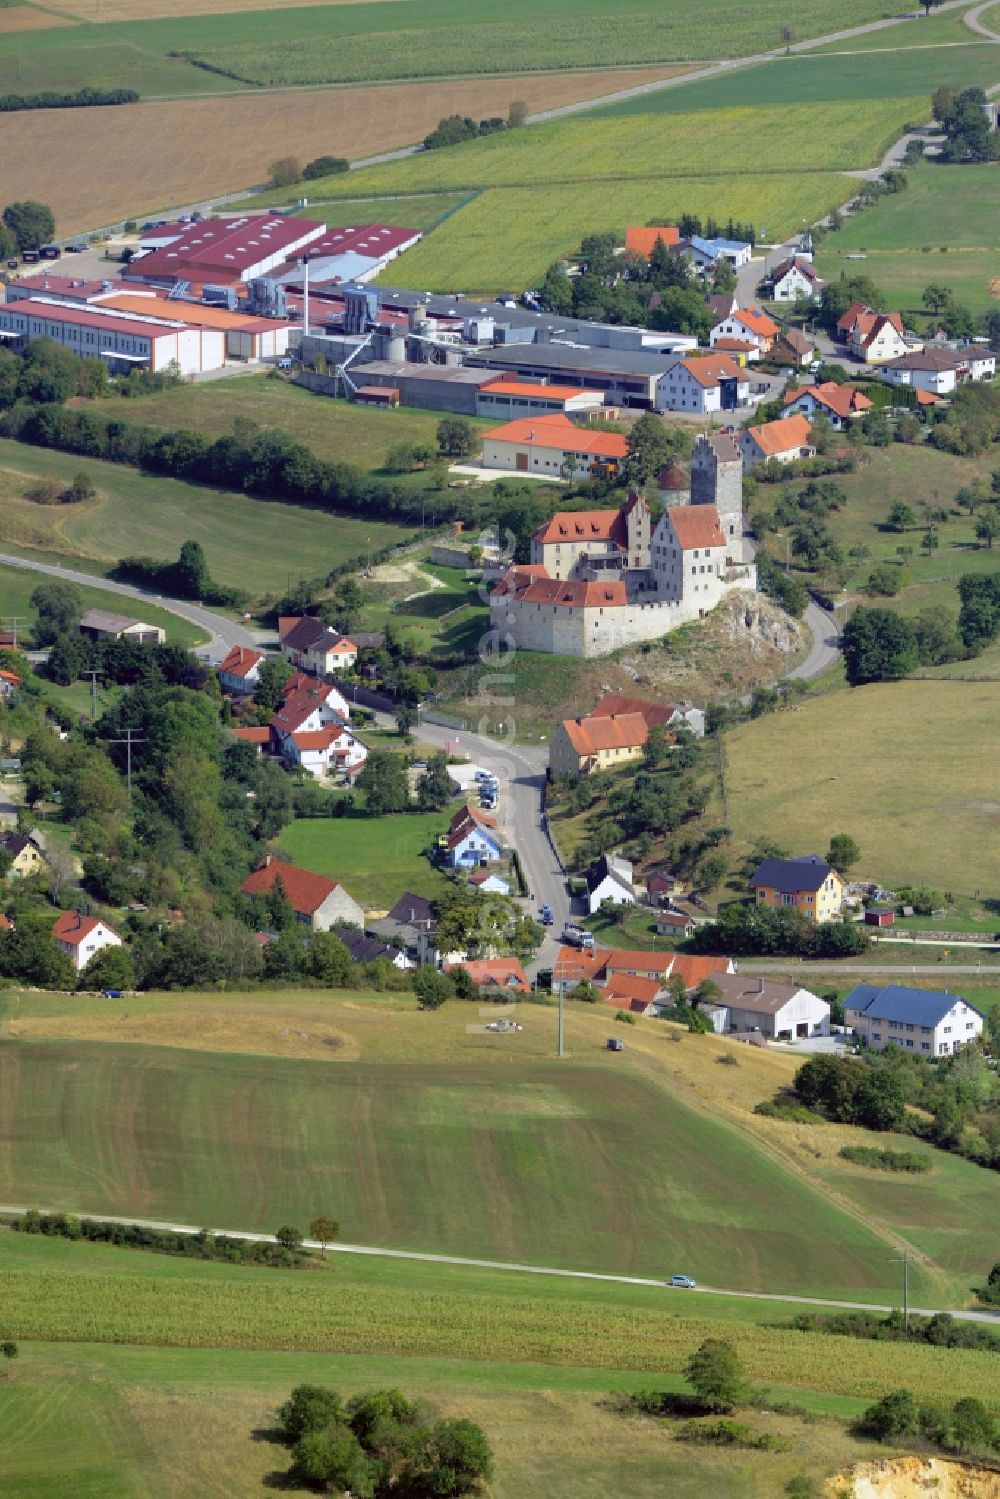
left=276, top=811, right=450, bottom=907
left=0, top=435, right=416, bottom=603
left=0, top=562, right=203, bottom=647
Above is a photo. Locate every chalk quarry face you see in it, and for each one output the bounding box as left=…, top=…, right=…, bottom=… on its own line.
left=826, top=1456, right=1000, bottom=1499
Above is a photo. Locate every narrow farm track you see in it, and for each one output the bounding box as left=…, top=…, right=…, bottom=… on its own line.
left=1, top=1205, right=994, bottom=1320
left=964, top=0, right=1000, bottom=40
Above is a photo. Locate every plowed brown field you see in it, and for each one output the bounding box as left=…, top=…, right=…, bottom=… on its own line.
left=0, top=6, right=74, bottom=30
left=39, top=0, right=377, bottom=15
left=1, top=65, right=691, bottom=234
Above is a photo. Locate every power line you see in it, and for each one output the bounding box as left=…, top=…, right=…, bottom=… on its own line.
left=108, top=728, right=147, bottom=802
left=889, top=1249, right=924, bottom=1331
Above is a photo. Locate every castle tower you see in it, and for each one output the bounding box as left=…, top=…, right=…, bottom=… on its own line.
left=621, top=491, right=651, bottom=570
left=690, top=433, right=743, bottom=544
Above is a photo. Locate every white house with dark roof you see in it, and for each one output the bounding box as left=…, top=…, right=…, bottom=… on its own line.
left=766, top=256, right=823, bottom=303
left=845, top=983, right=984, bottom=1056
left=585, top=853, right=635, bottom=914
left=875, top=345, right=996, bottom=396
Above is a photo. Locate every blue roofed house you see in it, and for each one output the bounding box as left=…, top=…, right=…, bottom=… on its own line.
left=845, top=983, right=985, bottom=1057
left=749, top=854, right=845, bottom=922
left=444, top=805, right=505, bottom=868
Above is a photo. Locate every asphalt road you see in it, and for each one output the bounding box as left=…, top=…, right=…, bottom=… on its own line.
left=1, top=551, right=840, bottom=960
left=0, top=551, right=260, bottom=663
left=1, top=1204, right=994, bottom=1321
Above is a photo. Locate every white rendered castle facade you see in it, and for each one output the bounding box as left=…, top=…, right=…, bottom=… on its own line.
left=490, top=434, right=756, bottom=658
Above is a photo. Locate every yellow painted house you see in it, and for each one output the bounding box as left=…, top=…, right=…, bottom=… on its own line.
left=548, top=712, right=649, bottom=779
left=750, top=854, right=845, bottom=923
left=0, top=830, right=47, bottom=880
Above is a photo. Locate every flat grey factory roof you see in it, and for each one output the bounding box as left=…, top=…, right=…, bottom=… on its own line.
left=352, top=361, right=498, bottom=384
left=376, top=285, right=646, bottom=342
left=465, top=344, right=679, bottom=377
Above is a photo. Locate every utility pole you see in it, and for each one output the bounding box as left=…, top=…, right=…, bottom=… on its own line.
left=890, top=1249, right=918, bottom=1331
left=2, top=616, right=22, bottom=648
left=84, top=670, right=100, bottom=720
left=109, top=728, right=147, bottom=803
left=557, top=983, right=564, bottom=1058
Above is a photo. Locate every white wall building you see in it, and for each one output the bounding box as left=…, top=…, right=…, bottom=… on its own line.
left=0, top=297, right=223, bottom=375
left=845, top=983, right=985, bottom=1057
left=52, top=911, right=123, bottom=974
left=703, top=973, right=830, bottom=1040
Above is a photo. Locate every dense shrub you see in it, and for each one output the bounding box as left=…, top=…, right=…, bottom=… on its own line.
left=13, top=1212, right=312, bottom=1268
left=839, top=1145, right=930, bottom=1173
left=0, top=87, right=138, bottom=113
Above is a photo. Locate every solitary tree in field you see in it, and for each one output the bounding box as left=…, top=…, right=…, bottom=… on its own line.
left=887, top=501, right=915, bottom=532
left=507, top=99, right=528, bottom=128
left=684, top=1338, right=747, bottom=1411
left=827, top=834, right=861, bottom=874
left=976, top=511, right=1000, bottom=549
left=268, top=157, right=302, bottom=189
left=1, top=1341, right=16, bottom=1361
left=309, top=1216, right=340, bottom=1258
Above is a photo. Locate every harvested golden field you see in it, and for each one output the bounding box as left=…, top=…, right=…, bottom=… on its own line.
left=43, top=0, right=380, bottom=15
left=1, top=64, right=692, bottom=234
left=0, top=5, right=74, bottom=29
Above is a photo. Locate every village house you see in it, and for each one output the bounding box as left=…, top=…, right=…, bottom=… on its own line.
left=701, top=972, right=830, bottom=1040
left=710, top=307, right=780, bottom=356
left=625, top=225, right=680, bottom=259
left=585, top=853, right=636, bottom=913
left=52, top=910, right=122, bottom=973
left=837, top=303, right=908, bottom=364
left=217, top=645, right=264, bottom=696
left=444, top=805, right=505, bottom=867
left=531, top=493, right=650, bottom=580
left=678, top=235, right=752, bottom=270
left=267, top=674, right=363, bottom=780
left=875, top=344, right=997, bottom=396
left=750, top=854, right=845, bottom=922
left=782, top=382, right=872, bottom=429
left=770, top=328, right=816, bottom=368
left=661, top=353, right=750, bottom=415
left=0, top=668, right=21, bottom=700
left=1, top=830, right=46, bottom=880
left=446, top=956, right=531, bottom=993
left=333, top=925, right=411, bottom=970
left=368, top=892, right=439, bottom=966
left=845, top=982, right=984, bottom=1056
left=590, top=691, right=705, bottom=738
left=278, top=616, right=358, bottom=675
left=765, top=256, right=823, bottom=302
left=738, top=412, right=815, bottom=470
left=467, top=869, right=511, bottom=895
left=549, top=712, right=649, bottom=778
left=602, top=972, right=665, bottom=1016
left=481, top=413, right=628, bottom=481
left=240, top=855, right=365, bottom=931
left=78, top=609, right=165, bottom=646
left=550, top=945, right=733, bottom=996
left=655, top=909, right=696, bottom=939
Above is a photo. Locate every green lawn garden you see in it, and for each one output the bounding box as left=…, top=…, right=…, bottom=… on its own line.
left=276, top=810, right=449, bottom=908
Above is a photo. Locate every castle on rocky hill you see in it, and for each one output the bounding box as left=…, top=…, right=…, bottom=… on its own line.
left=489, top=433, right=755, bottom=658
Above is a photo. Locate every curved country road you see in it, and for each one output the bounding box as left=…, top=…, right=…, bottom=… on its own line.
left=0, top=550, right=258, bottom=662
left=1, top=1205, right=995, bottom=1321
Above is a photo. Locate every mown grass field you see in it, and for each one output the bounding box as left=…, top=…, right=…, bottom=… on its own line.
left=597, top=42, right=1000, bottom=114
left=0, top=437, right=415, bottom=602
left=0, top=1011, right=931, bottom=1300
left=276, top=810, right=450, bottom=907
left=0, top=562, right=202, bottom=647
left=80, top=375, right=490, bottom=472
left=0, top=68, right=695, bottom=240
left=171, top=0, right=902, bottom=88
left=725, top=679, right=1000, bottom=897
left=808, top=2, right=986, bottom=50
left=816, top=161, right=1000, bottom=315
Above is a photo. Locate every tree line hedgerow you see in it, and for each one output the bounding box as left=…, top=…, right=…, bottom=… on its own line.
left=12, top=1211, right=318, bottom=1270
left=0, top=87, right=138, bottom=114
